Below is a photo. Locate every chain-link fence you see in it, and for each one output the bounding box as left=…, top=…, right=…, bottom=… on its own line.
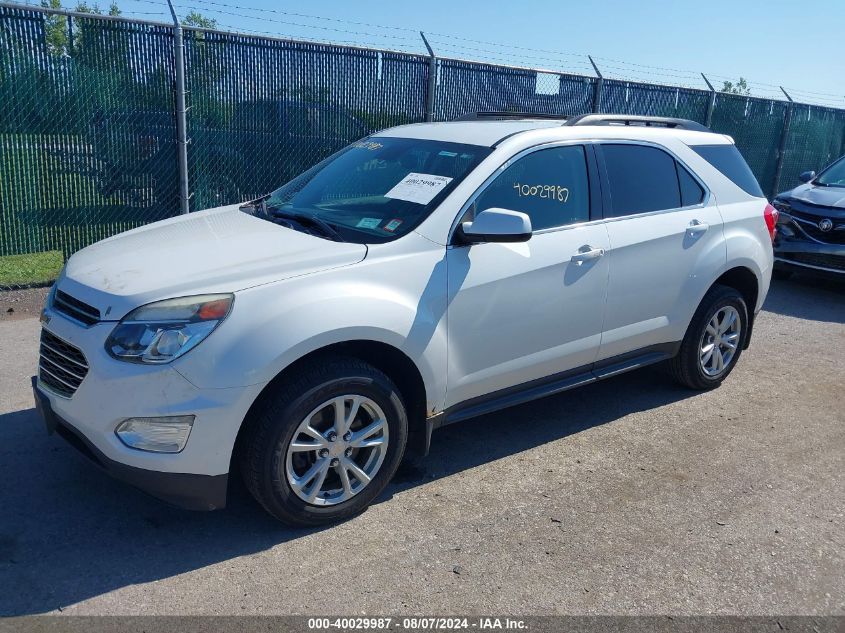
left=2, top=3, right=845, bottom=290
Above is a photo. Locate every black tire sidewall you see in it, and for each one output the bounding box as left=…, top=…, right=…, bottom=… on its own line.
left=257, top=369, right=407, bottom=525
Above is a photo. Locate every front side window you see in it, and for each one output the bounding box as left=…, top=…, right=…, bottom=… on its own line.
left=816, top=155, right=845, bottom=187
left=471, top=145, right=591, bottom=231
left=602, top=144, right=682, bottom=216
left=251, top=137, right=492, bottom=243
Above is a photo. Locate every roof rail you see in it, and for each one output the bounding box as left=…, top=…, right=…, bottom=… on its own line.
left=564, top=114, right=711, bottom=132
left=456, top=111, right=571, bottom=121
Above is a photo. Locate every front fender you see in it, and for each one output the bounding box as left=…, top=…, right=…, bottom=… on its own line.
left=173, top=246, right=449, bottom=413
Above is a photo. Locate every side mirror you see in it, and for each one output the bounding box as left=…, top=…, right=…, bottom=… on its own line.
left=798, top=170, right=816, bottom=183
left=457, top=208, right=532, bottom=244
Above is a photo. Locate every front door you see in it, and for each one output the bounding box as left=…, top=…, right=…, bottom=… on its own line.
left=445, top=144, right=610, bottom=408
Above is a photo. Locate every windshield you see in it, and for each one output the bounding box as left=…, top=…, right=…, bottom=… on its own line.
left=816, top=156, right=845, bottom=187
left=250, top=137, right=492, bottom=243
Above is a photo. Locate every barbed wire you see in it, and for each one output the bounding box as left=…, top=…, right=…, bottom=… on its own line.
left=427, top=41, right=594, bottom=74
left=202, top=20, right=421, bottom=54
left=171, top=2, right=420, bottom=43
left=165, top=0, right=843, bottom=103
left=157, top=0, right=420, bottom=32
left=120, top=0, right=845, bottom=106
left=8, top=0, right=844, bottom=106
left=13, top=0, right=173, bottom=17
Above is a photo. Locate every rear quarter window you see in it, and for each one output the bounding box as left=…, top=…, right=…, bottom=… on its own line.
left=691, top=144, right=764, bottom=198
left=677, top=163, right=704, bottom=207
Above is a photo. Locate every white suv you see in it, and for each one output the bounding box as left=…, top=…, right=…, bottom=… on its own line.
left=33, top=114, right=776, bottom=525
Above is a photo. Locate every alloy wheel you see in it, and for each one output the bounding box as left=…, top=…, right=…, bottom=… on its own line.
left=699, top=306, right=741, bottom=377
left=284, top=395, right=389, bottom=506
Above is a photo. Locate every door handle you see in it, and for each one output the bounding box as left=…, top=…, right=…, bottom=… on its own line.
left=687, top=219, right=709, bottom=234
left=571, top=245, right=604, bottom=265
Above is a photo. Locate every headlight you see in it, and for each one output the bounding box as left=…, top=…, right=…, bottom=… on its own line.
left=106, top=294, right=233, bottom=364
left=772, top=198, right=792, bottom=214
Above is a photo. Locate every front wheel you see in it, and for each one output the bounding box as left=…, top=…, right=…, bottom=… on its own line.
left=669, top=285, right=748, bottom=390
left=239, top=357, right=408, bottom=526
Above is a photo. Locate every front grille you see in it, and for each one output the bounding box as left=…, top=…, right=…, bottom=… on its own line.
left=781, top=252, right=845, bottom=272
left=53, top=289, right=101, bottom=326
left=787, top=210, right=845, bottom=245
left=39, top=329, right=89, bottom=397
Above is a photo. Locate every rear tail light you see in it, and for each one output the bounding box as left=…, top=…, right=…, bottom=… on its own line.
left=764, top=203, right=779, bottom=243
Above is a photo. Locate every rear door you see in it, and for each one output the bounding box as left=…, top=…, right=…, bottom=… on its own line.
left=595, top=142, right=726, bottom=361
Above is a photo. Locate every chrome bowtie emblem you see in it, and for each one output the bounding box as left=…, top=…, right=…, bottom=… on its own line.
left=818, top=218, right=833, bottom=232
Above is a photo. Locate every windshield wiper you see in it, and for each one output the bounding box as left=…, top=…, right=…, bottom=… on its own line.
left=268, top=208, right=345, bottom=242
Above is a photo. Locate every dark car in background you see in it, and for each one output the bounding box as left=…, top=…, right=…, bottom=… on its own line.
left=91, top=100, right=369, bottom=215
left=772, top=154, right=845, bottom=280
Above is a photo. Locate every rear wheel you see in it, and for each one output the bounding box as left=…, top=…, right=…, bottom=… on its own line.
left=239, top=357, right=408, bottom=526
left=669, top=285, right=748, bottom=390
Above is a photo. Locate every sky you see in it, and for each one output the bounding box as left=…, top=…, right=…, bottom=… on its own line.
left=109, top=0, right=845, bottom=107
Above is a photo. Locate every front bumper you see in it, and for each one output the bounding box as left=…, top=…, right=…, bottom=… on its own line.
left=34, top=306, right=268, bottom=510
left=33, top=377, right=228, bottom=510
left=773, top=241, right=845, bottom=277
left=774, top=212, right=845, bottom=277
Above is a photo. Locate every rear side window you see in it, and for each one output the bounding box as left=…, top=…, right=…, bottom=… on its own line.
left=691, top=144, right=764, bottom=197
left=601, top=144, right=681, bottom=216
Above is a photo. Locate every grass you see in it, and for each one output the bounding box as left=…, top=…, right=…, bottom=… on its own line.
left=0, top=133, right=154, bottom=264
left=0, top=251, right=63, bottom=287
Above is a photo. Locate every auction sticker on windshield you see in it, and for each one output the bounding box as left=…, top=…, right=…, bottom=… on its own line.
left=356, top=217, right=382, bottom=229
left=384, top=173, right=453, bottom=205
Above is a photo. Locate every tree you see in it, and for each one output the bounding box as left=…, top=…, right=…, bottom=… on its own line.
left=182, top=11, right=217, bottom=29
left=181, top=11, right=225, bottom=126
left=41, top=0, right=121, bottom=57
left=41, top=0, right=68, bottom=56
left=72, top=2, right=121, bottom=16
left=721, top=77, right=751, bottom=96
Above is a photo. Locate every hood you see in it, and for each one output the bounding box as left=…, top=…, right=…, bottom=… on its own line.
left=780, top=182, right=845, bottom=210
left=59, top=205, right=367, bottom=320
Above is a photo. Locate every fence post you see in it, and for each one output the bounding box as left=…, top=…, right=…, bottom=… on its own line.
left=588, top=55, right=603, bottom=113
left=772, top=86, right=794, bottom=199
left=167, top=0, right=190, bottom=215
left=701, top=73, right=716, bottom=128
left=420, top=32, right=437, bottom=122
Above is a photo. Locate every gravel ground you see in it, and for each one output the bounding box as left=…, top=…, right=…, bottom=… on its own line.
left=0, top=275, right=842, bottom=616
left=0, top=286, right=49, bottom=322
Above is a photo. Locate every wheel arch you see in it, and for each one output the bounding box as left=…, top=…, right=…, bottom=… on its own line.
left=710, top=265, right=760, bottom=349
left=231, top=339, right=430, bottom=473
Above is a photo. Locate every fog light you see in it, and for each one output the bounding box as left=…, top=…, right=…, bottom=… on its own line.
left=115, top=416, right=195, bottom=453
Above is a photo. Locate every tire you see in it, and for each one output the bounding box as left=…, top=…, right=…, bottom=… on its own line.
left=669, top=285, right=748, bottom=391
left=772, top=267, right=793, bottom=281
left=239, top=356, right=408, bottom=526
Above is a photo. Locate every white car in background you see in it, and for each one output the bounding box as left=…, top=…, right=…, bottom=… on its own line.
left=33, top=113, right=776, bottom=525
